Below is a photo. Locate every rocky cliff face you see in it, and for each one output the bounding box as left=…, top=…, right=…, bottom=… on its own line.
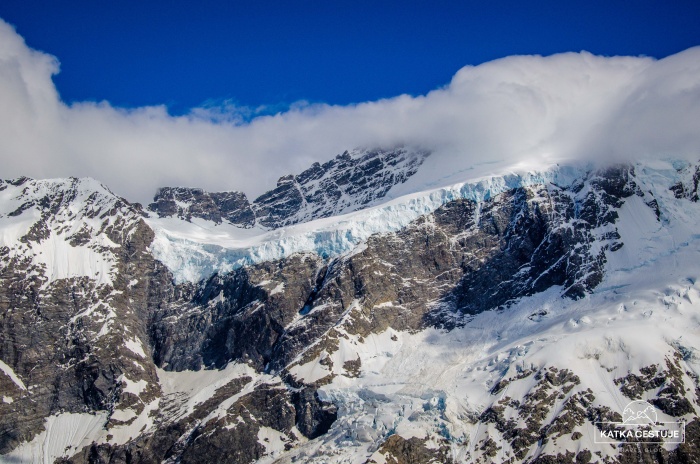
left=147, top=165, right=637, bottom=378
left=149, top=188, right=255, bottom=227
left=148, top=147, right=429, bottom=229
left=1, top=158, right=699, bottom=464
left=0, top=177, right=163, bottom=454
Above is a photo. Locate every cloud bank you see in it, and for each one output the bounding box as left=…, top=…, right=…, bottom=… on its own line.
left=0, top=19, right=699, bottom=203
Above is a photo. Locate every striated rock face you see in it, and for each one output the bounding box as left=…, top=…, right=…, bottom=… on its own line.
left=0, top=178, right=164, bottom=454
left=147, top=147, right=430, bottom=228
left=147, top=166, right=639, bottom=382
left=150, top=253, right=324, bottom=372
left=251, top=147, right=429, bottom=228
left=1, top=159, right=700, bottom=464
left=265, top=166, right=639, bottom=369
left=60, top=380, right=337, bottom=464
left=149, top=187, right=255, bottom=227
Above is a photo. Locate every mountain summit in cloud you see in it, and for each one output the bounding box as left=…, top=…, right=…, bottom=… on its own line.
left=1, top=18, right=699, bottom=204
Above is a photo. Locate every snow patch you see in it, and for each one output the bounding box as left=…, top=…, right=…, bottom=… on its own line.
left=105, top=398, right=160, bottom=446
left=119, top=374, right=147, bottom=396
left=0, top=177, right=135, bottom=288
left=4, top=412, right=107, bottom=463
left=269, top=282, right=285, bottom=295
left=110, top=407, right=138, bottom=422
left=156, top=362, right=260, bottom=421
left=257, top=426, right=288, bottom=459
left=124, top=337, right=146, bottom=358
left=0, top=359, right=27, bottom=390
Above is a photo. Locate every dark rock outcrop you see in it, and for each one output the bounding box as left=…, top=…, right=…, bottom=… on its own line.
left=147, top=147, right=430, bottom=229
left=0, top=179, right=163, bottom=453
left=670, top=163, right=700, bottom=202
left=149, top=187, right=255, bottom=227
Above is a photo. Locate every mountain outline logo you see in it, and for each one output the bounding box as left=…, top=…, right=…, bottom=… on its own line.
left=621, top=400, right=658, bottom=425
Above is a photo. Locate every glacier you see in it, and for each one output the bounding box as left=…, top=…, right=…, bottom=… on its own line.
left=147, top=162, right=595, bottom=283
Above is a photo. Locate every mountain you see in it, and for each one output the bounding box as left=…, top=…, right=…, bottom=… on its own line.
left=147, top=147, right=430, bottom=229
left=1, top=152, right=699, bottom=464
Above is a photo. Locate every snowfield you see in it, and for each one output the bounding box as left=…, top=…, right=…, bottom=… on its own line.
left=0, top=177, right=134, bottom=288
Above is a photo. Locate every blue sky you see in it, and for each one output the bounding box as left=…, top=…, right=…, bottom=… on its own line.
left=1, top=0, right=699, bottom=114
left=0, top=1, right=699, bottom=202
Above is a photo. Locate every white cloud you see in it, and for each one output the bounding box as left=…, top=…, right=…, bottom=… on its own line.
left=0, top=18, right=699, bottom=204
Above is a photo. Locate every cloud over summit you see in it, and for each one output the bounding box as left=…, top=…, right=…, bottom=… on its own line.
left=0, top=18, right=699, bottom=204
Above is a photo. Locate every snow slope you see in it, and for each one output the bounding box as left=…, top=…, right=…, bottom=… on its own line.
left=0, top=359, right=26, bottom=391
left=0, top=177, right=138, bottom=288
left=4, top=412, right=109, bottom=463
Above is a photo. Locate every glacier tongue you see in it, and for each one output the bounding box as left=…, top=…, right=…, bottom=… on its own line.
left=147, top=163, right=586, bottom=283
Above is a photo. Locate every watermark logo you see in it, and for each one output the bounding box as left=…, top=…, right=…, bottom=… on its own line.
left=594, top=400, right=685, bottom=444
left=621, top=400, right=658, bottom=425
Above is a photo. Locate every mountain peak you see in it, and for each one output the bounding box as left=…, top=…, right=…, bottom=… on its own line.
left=147, top=146, right=430, bottom=229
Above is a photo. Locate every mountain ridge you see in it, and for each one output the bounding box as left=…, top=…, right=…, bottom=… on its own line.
left=1, top=153, right=699, bottom=463
left=147, top=147, right=430, bottom=230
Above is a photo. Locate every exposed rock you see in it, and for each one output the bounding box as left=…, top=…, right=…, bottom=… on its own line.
left=615, top=358, right=696, bottom=417
left=291, top=386, right=338, bottom=439
left=368, top=434, right=454, bottom=464
left=149, top=253, right=323, bottom=372
left=480, top=367, right=584, bottom=460
left=149, top=187, right=255, bottom=227
left=670, top=163, right=700, bottom=202
left=0, top=178, right=163, bottom=453
left=147, top=147, right=430, bottom=229
left=252, top=147, right=429, bottom=228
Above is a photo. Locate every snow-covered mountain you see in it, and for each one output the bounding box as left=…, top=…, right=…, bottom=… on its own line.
left=148, top=147, right=429, bottom=229
left=1, top=151, right=699, bottom=464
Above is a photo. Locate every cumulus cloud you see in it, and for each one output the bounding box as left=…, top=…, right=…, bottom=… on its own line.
left=0, top=19, right=699, bottom=204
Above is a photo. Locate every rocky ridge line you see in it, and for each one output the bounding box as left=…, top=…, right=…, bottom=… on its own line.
left=148, top=147, right=429, bottom=229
